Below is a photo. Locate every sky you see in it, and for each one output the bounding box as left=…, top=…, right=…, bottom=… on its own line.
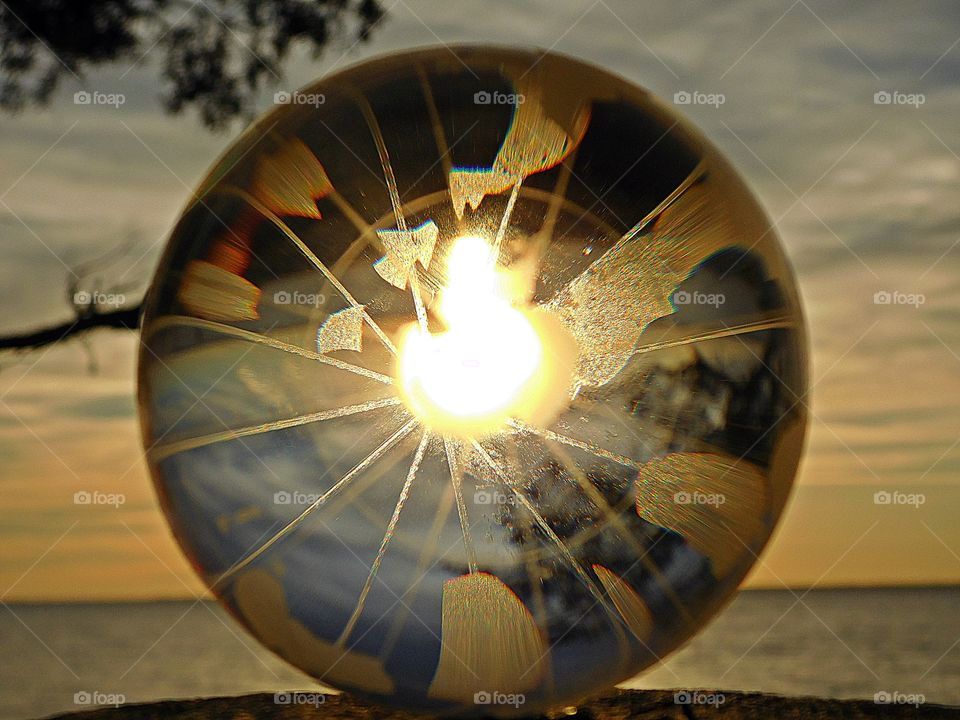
left=1, top=0, right=959, bottom=602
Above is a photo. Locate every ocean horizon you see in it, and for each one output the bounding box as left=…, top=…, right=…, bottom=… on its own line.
left=2, top=586, right=957, bottom=719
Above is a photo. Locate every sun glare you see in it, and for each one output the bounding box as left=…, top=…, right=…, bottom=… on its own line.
left=397, top=235, right=567, bottom=437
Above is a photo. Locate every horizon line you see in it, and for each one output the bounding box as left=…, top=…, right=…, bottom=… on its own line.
left=5, top=581, right=959, bottom=605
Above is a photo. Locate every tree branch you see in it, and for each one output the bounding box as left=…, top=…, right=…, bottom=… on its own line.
left=0, top=304, right=141, bottom=351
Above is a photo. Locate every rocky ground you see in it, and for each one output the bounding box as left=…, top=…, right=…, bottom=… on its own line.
left=43, top=689, right=959, bottom=720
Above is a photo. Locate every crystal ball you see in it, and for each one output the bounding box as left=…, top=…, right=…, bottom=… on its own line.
left=138, top=46, right=807, bottom=716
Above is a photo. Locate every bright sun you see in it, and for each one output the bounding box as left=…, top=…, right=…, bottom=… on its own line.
left=397, top=235, right=574, bottom=437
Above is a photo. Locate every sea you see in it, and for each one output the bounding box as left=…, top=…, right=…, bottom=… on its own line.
left=1, top=587, right=957, bottom=719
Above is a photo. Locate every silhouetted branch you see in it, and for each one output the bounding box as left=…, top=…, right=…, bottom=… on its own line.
left=0, top=0, right=386, bottom=130
left=0, top=304, right=141, bottom=351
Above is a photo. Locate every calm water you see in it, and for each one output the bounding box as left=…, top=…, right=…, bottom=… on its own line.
left=2, top=588, right=957, bottom=719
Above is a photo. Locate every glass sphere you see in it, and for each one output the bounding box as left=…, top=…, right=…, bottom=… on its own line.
left=138, top=46, right=807, bottom=716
